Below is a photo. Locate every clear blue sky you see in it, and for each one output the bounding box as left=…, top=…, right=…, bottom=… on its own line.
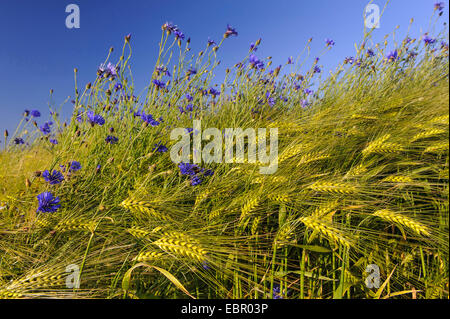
left=0, top=0, right=447, bottom=135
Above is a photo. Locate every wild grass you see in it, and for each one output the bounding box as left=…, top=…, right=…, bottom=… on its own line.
left=0, top=13, right=448, bottom=299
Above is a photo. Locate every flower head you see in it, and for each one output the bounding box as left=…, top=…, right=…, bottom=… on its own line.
left=152, top=79, right=166, bottom=89
left=13, top=137, right=25, bottom=145
left=434, top=2, right=445, bottom=11
left=30, top=110, right=41, bottom=117
left=174, top=30, right=185, bottom=40
left=87, top=111, right=105, bottom=126
left=37, top=192, right=61, bottom=213
left=49, top=138, right=58, bottom=145
left=39, top=121, right=53, bottom=135
left=190, top=175, right=202, bottom=186
left=105, top=135, right=119, bottom=144
left=224, top=24, right=238, bottom=38
left=178, top=162, right=199, bottom=176
left=424, top=35, right=437, bottom=45
left=207, top=38, right=216, bottom=46
left=42, top=170, right=64, bottom=185
left=386, top=50, right=398, bottom=62
left=249, top=55, right=264, bottom=70
left=141, top=111, right=160, bottom=126
left=325, top=38, right=335, bottom=47
left=153, top=142, right=168, bottom=153
left=69, top=161, right=82, bottom=172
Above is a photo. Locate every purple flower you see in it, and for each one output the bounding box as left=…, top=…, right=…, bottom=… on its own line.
left=345, top=56, right=355, bottom=64
left=224, top=24, right=238, bottom=38
left=325, top=38, right=335, bottom=47
left=304, top=88, right=313, bottom=95
left=185, top=93, right=193, bottom=101
left=42, top=170, right=64, bottom=185
left=313, top=66, right=321, bottom=73
left=249, top=55, right=264, bottom=70
left=287, top=56, right=294, bottom=64
left=87, top=111, right=105, bottom=126
left=209, top=88, right=220, bottom=97
left=366, top=49, right=375, bottom=57
left=30, top=110, right=41, bottom=117
left=174, top=30, right=185, bottom=40
left=185, top=104, right=194, bottom=112
left=49, top=139, right=58, bottom=145
left=187, top=67, right=197, bottom=76
left=207, top=38, right=216, bottom=46
left=98, top=62, right=118, bottom=79
left=37, top=192, right=61, bottom=213
left=190, top=175, right=202, bottom=186
left=434, top=2, right=445, bottom=11
left=39, top=122, right=53, bottom=135
left=141, top=111, right=160, bottom=126
left=13, top=137, right=25, bottom=145
left=162, top=22, right=178, bottom=34
left=153, top=142, right=168, bottom=153
left=178, top=162, right=199, bottom=176
left=105, top=135, right=119, bottom=144
left=152, top=79, right=165, bottom=89
left=250, top=42, right=257, bottom=51
left=69, top=161, right=82, bottom=172
left=424, top=35, right=437, bottom=45
left=386, top=50, right=398, bottom=62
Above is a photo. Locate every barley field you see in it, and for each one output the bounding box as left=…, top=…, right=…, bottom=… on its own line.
left=0, top=7, right=448, bottom=299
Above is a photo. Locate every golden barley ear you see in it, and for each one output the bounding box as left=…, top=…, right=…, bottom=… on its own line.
left=374, top=209, right=430, bottom=237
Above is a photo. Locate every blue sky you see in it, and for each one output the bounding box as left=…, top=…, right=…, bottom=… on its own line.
left=0, top=0, right=447, bottom=136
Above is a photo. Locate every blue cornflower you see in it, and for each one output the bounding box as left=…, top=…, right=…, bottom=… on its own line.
left=190, top=175, right=202, bottom=186
left=105, top=135, right=119, bottom=144
left=434, top=2, right=445, bottom=11
left=304, top=88, right=313, bottom=95
left=37, top=192, right=61, bottom=213
left=87, top=111, right=105, bottom=126
left=249, top=55, right=264, bottom=70
left=114, top=83, right=123, bottom=91
left=141, top=111, right=160, bottom=126
left=313, top=65, right=321, bottom=73
left=153, top=142, right=168, bottom=153
left=13, top=137, right=25, bottom=145
left=178, top=162, right=199, bottom=176
left=39, top=121, right=53, bottom=135
left=386, top=50, right=398, bottom=62
left=42, top=170, right=65, bottom=185
left=185, top=104, right=194, bottom=112
left=98, top=62, right=118, bottom=79
left=178, top=106, right=185, bottom=114
left=207, top=38, right=216, bottom=46
left=224, top=24, right=238, bottom=38
left=250, top=42, right=257, bottom=52
left=185, top=94, right=193, bottom=101
left=287, top=56, right=294, bottom=64
left=187, top=67, right=197, bottom=76
left=69, top=161, right=82, bottom=172
left=272, top=285, right=285, bottom=299
left=344, top=56, right=355, bottom=64
left=30, top=110, right=41, bottom=117
left=441, top=41, right=449, bottom=50
left=366, top=49, right=375, bottom=57
left=162, top=22, right=178, bottom=34
left=268, top=97, right=275, bottom=107
left=49, top=139, right=58, bottom=145
left=424, top=35, right=437, bottom=45
left=209, top=88, right=220, bottom=97
left=174, top=30, right=185, bottom=40
left=152, top=79, right=165, bottom=89
left=325, top=38, right=335, bottom=47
